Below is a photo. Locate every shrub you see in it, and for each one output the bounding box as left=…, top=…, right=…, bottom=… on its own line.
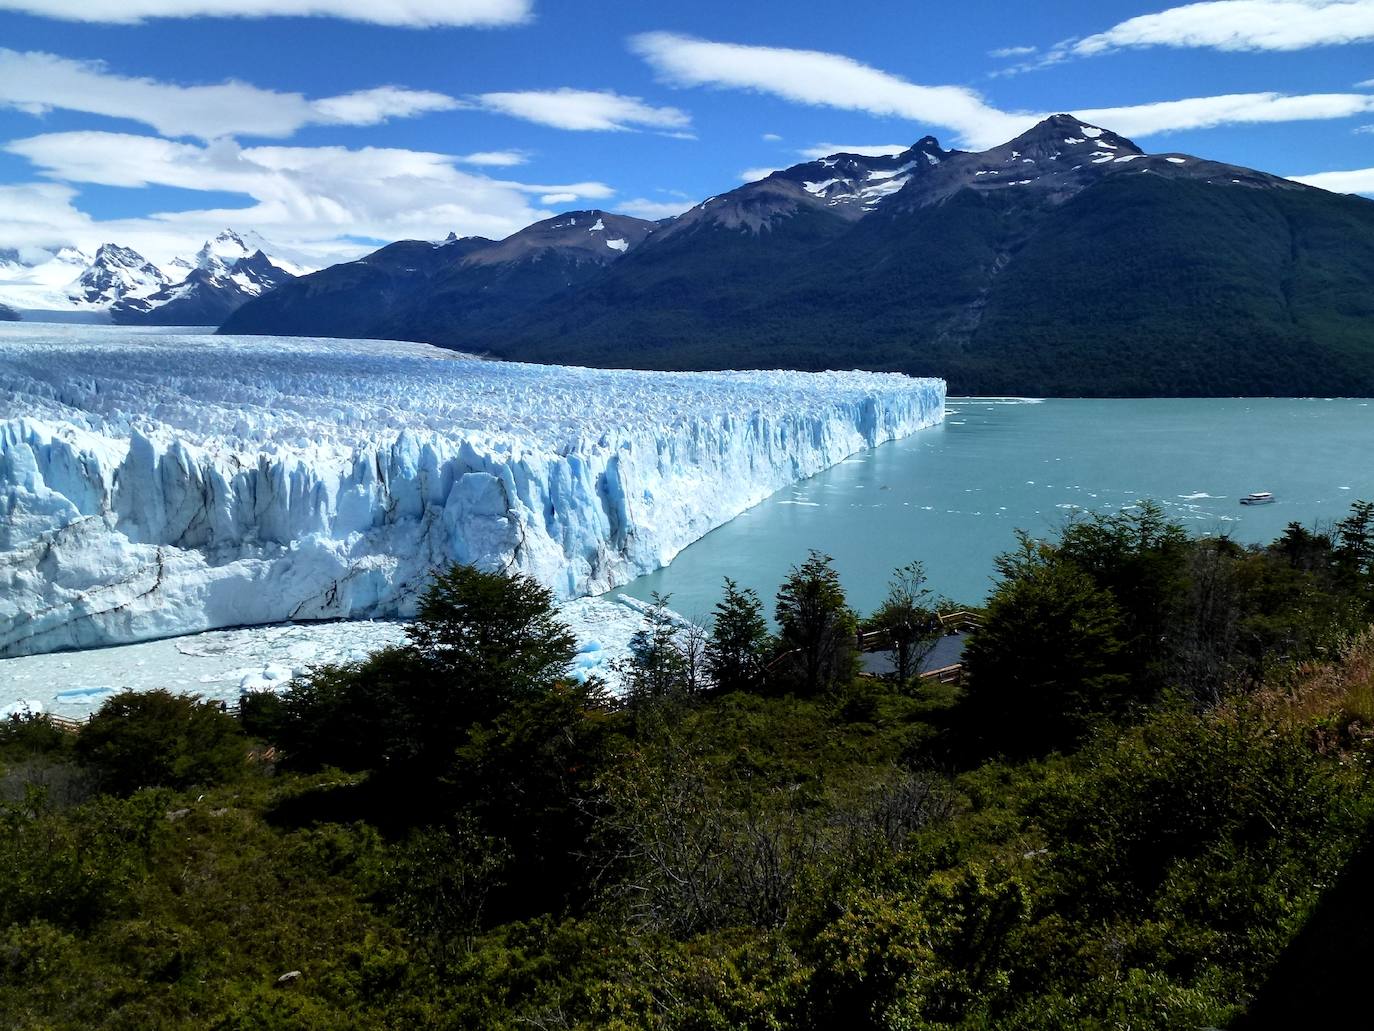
left=74, top=690, right=246, bottom=795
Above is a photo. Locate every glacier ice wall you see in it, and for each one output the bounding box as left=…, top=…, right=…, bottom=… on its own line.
left=0, top=325, right=944, bottom=657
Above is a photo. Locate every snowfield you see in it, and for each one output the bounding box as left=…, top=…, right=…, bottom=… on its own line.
left=0, top=325, right=944, bottom=658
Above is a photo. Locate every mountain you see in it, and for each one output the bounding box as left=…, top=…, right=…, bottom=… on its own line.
left=111, top=239, right=298, bottom=326
left=71, top=244, right=171, bottom=307
left=0, top=246, right=96, bottom=313
left=220, top=116, right=1374, bottom=397
left=220, top=211, right=656, bottom=341
left=0, top=302, right=17, bottom=322
left=0, top=230, right=308, bottom=325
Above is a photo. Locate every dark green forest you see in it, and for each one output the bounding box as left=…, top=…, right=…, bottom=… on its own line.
left=4, top=502, right=1374, bottom=1029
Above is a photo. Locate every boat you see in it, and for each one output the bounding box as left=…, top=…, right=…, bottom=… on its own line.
left=1239, top=492, right=1275, bottom=506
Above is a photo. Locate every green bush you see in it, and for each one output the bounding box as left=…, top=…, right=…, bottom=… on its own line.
left=74, top=690, right=246, bottom=795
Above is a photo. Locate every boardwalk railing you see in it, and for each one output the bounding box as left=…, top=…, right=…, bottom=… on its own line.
left=21, top=702, right=242, bottom=736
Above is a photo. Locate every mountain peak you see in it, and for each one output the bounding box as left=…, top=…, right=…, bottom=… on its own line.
left=1007, top=114, right=1143, bottom=156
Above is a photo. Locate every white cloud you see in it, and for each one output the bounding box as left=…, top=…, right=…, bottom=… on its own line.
left=475, top=88, right=692, bottom=132
left=631, top=31, right=1029, bottom=149
left=455, top=150, right=530, bottom=166
left=739, top=167, right=782, bottom=181
left=1077, top=91, right=1374, bottom=135
left=617, top=197, right=696, bottom=219
left=990, top=45, right=1038, bottom=58
left=0, top=0, right=531, bottom=27
left=1073, top=1, right=1374, bottom=57
left=800, top=143, right=910, bottom=159
left=3, top=131, right=614, bottom=262
left=310, top=86, right=460, bottom=126
left=761, top=132, right=783, bottom=141
left=631, top=31, right=1374, bottom=147
left=0, top=49, right=458, bottom=140
left=1289, top=166, right=1374, bottom=193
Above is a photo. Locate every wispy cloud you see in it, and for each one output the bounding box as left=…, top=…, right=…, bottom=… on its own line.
left=631, top=31, right=1029, bottom=149
left=454, top=150, right=530, bottom=166
left=475, top=88, right=692, bottom=133
left=0, top=49, right=458, bottom=140
left=739, top=167, right=781, bottom=182
left=617, top=197, right=696, bottom=219
left=1072, top=0, right=1374, bottom=57
left=1078, top=91, right=1374, bottom=136
left=799, top=143, right=910, bottom=159
left=1289, top=166, right=1374, bottom=193
left=0, top=0, right=532, bottom=27
left=631, top=31, right=1374, bottom=147
left=989, top=45, right=1038, bottom=58
left=3, top=130, right=613, bottom=261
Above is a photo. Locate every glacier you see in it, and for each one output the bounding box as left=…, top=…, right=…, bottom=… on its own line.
left=0, top=325, right=945, bottom=658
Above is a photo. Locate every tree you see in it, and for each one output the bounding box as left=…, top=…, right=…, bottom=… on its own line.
left=278, top=564, right=578, bottom=777
left=75, top=690, right=245, bottom=795
left=1334, top=500, right=1374, bottom=581
left=963, top=538, right=1129, bottom=755
left=1055, top=503, right=1190, bottom=693
left=866, top=561, right=941, bottom=687
left=407, top=564, right=577, bottom=720
left=774, top=551, right=857, bottom=695
left=620, top=593, right=692, bottom=703
left=706, top=578, right=772, bottom=694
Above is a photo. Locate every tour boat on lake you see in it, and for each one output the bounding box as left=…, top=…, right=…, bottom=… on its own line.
left=1239, top=492, right=1275, bottom=506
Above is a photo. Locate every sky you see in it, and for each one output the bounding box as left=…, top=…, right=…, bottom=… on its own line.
left=4, top=0, right=1374, bottom=265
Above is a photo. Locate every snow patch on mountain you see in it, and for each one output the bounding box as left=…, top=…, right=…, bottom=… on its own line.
left=0, top=325, right=945, bottom=657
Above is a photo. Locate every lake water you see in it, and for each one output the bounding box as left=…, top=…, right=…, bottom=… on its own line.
left=613, top=397, right=1374, bottom=619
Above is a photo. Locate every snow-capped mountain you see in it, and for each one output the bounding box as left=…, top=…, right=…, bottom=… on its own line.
left=112, top=246, right=297, bottom=326
left=0, top=246, right=95, bottom=313
left=71, top=244, right=171, bottom=307
left=0, top=229, right=310, bottom=324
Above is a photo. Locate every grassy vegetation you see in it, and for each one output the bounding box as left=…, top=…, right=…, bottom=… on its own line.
left=3, top=505, right=1374, bottom=1028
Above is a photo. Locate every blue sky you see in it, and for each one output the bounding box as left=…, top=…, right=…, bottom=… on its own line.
left=3, top=0, right=1374, bottom=263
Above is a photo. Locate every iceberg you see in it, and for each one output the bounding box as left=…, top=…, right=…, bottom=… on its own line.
left=0, top=325, right=944, bottom=657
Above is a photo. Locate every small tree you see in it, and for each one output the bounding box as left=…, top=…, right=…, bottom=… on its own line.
left=866, top=561, right=941, bottom=687
left=279, top=563, right=577, bottom=777
left=963, top=536, right=1129, bottom=755
left=705, top=578, right=772, bottom=694
left=774, top=551, right=857, bottom=695
left=75, top=690, right=246, bottom=795
left=621, top=593, right=691, bottom=703
left=407, top=564, right=576, bottom=716
left=1334, top=500, right=1374, bottom=580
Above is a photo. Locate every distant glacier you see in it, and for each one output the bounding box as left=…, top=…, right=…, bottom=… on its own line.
left=0, top=326, right=945, bottom=657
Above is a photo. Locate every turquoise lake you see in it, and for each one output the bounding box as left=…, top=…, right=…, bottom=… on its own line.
left=615, top=397, right=1374, bottom=619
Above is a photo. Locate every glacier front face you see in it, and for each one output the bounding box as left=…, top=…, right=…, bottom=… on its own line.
left=0, top=325, right=945, bottom=657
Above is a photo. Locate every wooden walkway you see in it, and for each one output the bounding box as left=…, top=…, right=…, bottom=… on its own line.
left=25, top=703, right=241, bottom=735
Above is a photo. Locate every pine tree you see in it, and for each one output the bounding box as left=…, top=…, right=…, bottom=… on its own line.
left=705, top=578, right=772, bottom=693
left=774, top=552, right=857, bottom=695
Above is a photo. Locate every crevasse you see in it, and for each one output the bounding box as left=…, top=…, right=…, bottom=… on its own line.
left=0, top=326, right=945, bottom=657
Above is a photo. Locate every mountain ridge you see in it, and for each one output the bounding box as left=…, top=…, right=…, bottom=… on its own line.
left=220, top=115, right=1374, bottom=397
